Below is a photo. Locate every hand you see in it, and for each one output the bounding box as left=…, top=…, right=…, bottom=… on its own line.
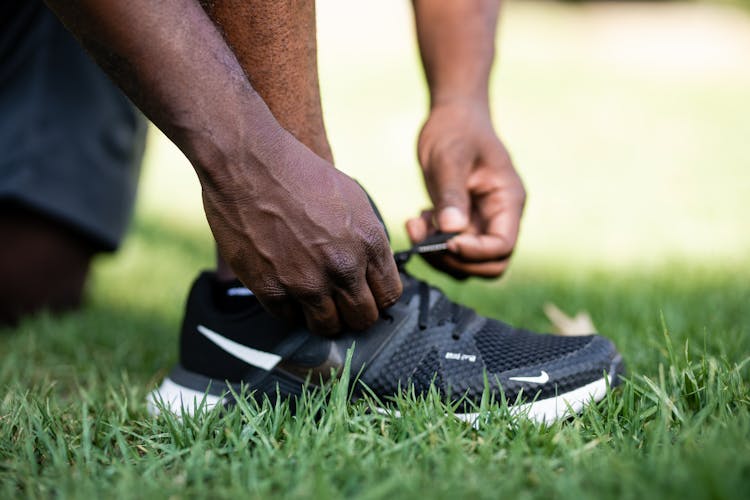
left=407, top=100, right=526, bottom=279
left=201, top=132, right=402, bottom=335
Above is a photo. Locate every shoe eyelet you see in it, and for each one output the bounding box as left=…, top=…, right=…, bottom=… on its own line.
left=451, top=333, right=460, bottom=340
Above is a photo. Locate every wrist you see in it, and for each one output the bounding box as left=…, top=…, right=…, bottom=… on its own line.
left=426, top=97, right=494, bottom=129
left=418, top=98, right=498, bottom=170
left=182, top=92, right=288, bottom=190
left=428, top=94, right=491, bottom=121
left=429, top=88, right=489, bottom=111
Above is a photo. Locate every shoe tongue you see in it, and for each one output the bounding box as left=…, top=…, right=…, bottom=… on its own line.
left=212, top=278, right=258, bottom=313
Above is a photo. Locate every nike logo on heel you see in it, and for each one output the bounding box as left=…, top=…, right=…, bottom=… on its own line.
left=197, top=324, right=281, bottom=371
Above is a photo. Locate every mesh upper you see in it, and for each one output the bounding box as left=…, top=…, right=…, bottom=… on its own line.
left=176, top=265, right=621, bottom=412
left=474, top=320, right=593, bottom=373
left=410, top=348, right=443, bottom=393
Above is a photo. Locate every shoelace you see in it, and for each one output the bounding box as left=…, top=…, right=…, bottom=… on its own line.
left=393, top=233, right=476, bottom=340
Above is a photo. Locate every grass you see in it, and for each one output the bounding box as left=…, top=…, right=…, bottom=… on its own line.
left=2, top=1, right=750, bottom=498
left=1, top=246, right=748, bottom=498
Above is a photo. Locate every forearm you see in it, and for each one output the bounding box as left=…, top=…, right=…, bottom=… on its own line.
left=200, top=0, right=333, bottom=162
left=412, top=0, right=500, bottom=108
left=44, top=0, right=285, bottom=187
left=44, top=0, right=402, bottom=333
left=410, top=0, right=524, bottom=278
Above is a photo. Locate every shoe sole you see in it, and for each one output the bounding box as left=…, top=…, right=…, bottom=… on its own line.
left=147, top=354, right=624, bottom=425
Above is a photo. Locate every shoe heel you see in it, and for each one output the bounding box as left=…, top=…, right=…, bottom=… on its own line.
left=147, top=365, right=233, bottom=416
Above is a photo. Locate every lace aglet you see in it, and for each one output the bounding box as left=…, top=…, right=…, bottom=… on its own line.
left=394, top=232, right=459, bottom=270
left=413, top=232, right=459, bottom=256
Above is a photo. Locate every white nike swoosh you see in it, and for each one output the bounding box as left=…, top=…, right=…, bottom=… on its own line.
left=508, top=371, right=550, bottom=384
left=197, top=324, right=281, bottom=371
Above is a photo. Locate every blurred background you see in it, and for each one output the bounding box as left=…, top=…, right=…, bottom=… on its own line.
left=2, top=3, right=749, bottom=492
left=137, top=0, right=750, bottom=275
left=4, top=0, right=749, bottom=404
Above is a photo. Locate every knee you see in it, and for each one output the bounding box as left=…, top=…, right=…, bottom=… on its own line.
left=0, top=203, right=95, bottom=326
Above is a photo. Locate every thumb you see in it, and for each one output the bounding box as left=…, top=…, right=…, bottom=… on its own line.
left=438, top=205, right=468, bottom=233
left=430, top=169, right=470, bottom=233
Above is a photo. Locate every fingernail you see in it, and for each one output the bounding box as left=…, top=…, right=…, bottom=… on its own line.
left=439, top=207, right=467, bottom=231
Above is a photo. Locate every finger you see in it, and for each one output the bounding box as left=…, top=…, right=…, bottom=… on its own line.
left=485, top=210, right=522, bottom=260
left=256, top=296, right=303, bottom=325
left=334, top=284, right=379, bottom=331
left=406, top=208, right=440, bottom=243
left=420, top=253, right=470, bottom=280
left=362, top=223, right=404, bottom=309
left=430, top=252, right=509, bottom=278
left=477, top=187, right=525, bottom=255
left=425, top=157, right=472, bottom=233
left=448, top=233, right=514, bottom=263
left=298, top=294, right=341, bottom=336
left=438, top=206, right=468, bottom=234
left=366, top=257, right=403, bottom=310
left=406, top=217, right=428, bottom=244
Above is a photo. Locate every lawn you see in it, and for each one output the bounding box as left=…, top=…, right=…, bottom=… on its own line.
left=2, top=1, right=749, bottom=498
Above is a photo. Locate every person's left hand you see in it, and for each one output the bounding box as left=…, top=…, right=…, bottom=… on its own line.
left=407, top=100, right=526, bottom=279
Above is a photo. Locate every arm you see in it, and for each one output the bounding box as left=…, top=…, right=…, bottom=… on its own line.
left=408, top=0, right=526, bottom=278
left=45, top=0, right=271, bottom=183
left=44, top=0, right=401, bottom=334
left=415, top=0, right=498, bottom=108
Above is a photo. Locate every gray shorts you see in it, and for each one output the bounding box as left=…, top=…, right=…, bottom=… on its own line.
left=0, top=1, right=146, bottom=251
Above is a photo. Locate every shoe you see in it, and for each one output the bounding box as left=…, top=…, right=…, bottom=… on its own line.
left=148, top=235, right=624, bottom=424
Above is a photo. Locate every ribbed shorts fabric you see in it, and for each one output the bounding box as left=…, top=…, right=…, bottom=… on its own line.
left=0, top=1, right=146, bottom=251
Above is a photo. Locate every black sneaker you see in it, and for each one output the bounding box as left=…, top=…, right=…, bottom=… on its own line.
left=148, top=238, right=624, bottom=423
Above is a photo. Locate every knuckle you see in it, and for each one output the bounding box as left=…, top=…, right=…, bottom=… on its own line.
left=326, top=253, right=361, bottom=289
left=440, top=188, right=467, bottom=207
left=342, top=292, right=368, bottom=311
left=362, top=226, right=389, bottom=259
left=253, top=279, right=287, bottom=303
left=290, top=282, right=327, bottom=305
left=378, top=280, right=403, bottom=309
left=334, top=270, right=360, bottom=290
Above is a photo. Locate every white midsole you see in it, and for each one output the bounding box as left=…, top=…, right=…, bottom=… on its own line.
left=374, top=374, right=611, bottom=426
left=459, top=373, right=610, bottom=426
left=148, top=373, right=612, bottom=425
left=146, top=377, right=226, bottom=417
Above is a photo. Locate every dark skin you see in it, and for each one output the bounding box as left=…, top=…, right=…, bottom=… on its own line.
left=199, top=0, right=382, bottom=333
left=44, top=0, right=402, bottom=336
left=199, top=0, right=333, bottom=163
left=197, top=0, right=335, bottom=293
left=43, top=0, right=524, bottom=334
left=0, top=203, right=94, bottom=325
left=409, top=0, right=526, bottom=279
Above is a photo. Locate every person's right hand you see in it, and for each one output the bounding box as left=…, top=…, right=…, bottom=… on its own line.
left=200, top=131, right=403, bottom=336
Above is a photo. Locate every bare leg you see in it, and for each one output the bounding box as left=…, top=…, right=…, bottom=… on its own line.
left=201, top=0, right=333, bottom=281
left=0, top=202, right=95, bottom=326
